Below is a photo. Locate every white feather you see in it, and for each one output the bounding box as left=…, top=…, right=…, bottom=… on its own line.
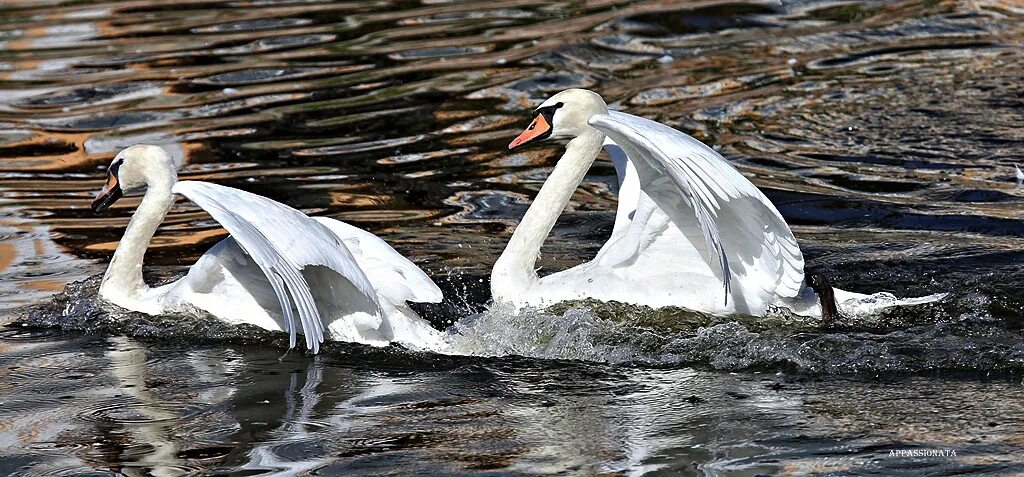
left=172, top=181, right=382, bottom=353
left=312, top=217, right=443, bottom=304
left=588, top=111, right=803, bottom=314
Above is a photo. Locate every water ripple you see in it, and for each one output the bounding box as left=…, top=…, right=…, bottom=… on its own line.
left=0, top=1, right=1022, bottom=473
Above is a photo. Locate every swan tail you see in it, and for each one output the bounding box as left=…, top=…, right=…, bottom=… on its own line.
left=833, top=288, right=948, bottom=317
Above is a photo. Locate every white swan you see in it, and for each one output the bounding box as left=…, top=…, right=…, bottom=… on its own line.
left=492, top=89, right=944, bottom=319
left=91, top=144, right=444, bottom=353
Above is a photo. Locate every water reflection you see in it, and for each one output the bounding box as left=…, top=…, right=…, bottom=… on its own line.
left=3, top=332, right=1024, bottom=475
left=0, top=209, right=89, bottom=315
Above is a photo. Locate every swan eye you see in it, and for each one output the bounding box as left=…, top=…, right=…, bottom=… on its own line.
left=106, top=158, right=124, bottom=179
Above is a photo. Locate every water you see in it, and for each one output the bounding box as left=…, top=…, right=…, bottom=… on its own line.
left=1, top=0, right=1022, bottom=475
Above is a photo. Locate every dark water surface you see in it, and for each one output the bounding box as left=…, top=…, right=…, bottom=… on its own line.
left=1, top=0, right=1022, bottom=475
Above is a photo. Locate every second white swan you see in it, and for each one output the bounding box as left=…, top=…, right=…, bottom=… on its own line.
left=492, top=89, right=943, bottom=319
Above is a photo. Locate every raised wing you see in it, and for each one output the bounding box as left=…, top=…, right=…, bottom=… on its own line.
left=602, top=138, right=641, bottom=237
left=173, top=181, right=382, bottom=353
left=589, top=111, right=804, bottom=309
left=313, top=217, right=442, bottom=305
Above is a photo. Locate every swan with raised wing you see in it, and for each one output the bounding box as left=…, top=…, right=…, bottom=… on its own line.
left=492, top=89, right=943, bottom=320
left=91, top=145, right=444, bottom=353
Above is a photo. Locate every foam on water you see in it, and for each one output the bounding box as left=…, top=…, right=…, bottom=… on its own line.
left=16, top=274, right=1024, bottom=376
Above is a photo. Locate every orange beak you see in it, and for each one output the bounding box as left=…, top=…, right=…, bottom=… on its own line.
left=508, top=113, right=552, bottom=150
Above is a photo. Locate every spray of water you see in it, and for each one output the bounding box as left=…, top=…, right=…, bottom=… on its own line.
left=14, top=273, right=1024, bottom=375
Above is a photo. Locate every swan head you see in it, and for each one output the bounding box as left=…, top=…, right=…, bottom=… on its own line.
left=92, top=144, right=177, bottom=213
left=508, top=88, right=608, bottom=150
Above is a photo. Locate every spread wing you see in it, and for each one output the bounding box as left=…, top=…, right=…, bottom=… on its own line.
left=173, top=181, right=382, bottom=353
left=602, top=138, right=641, bottom=238
left=589, top=111, right=804, bottom=308
left=313, top=217, right=443, bottom=305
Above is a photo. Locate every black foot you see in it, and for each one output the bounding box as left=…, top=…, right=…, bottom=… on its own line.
left=807, top=272, right=839, bottom=329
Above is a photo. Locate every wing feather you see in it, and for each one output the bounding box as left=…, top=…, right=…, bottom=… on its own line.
left=593, top=115, right=731, bottom=303
left=173, top=181, right=382, bottom=353
left=312, top=217, right=443, bottom=305
left=590, top=111, right=804, bottom=309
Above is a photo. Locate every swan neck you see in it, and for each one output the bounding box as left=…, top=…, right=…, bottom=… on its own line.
left=492, top=130, right=604, bottom=300
left=100, top=183, right=174, bottom=298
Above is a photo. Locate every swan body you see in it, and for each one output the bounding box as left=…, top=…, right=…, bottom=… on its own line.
left=492, top=89, right=944, bottom=318
left=92, top=145, right=444, bottom=353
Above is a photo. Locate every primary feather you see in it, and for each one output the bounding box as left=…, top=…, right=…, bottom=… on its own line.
left=589, top=111, right=804, bottom=312
left=173, top=181, right=382, bottom=353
